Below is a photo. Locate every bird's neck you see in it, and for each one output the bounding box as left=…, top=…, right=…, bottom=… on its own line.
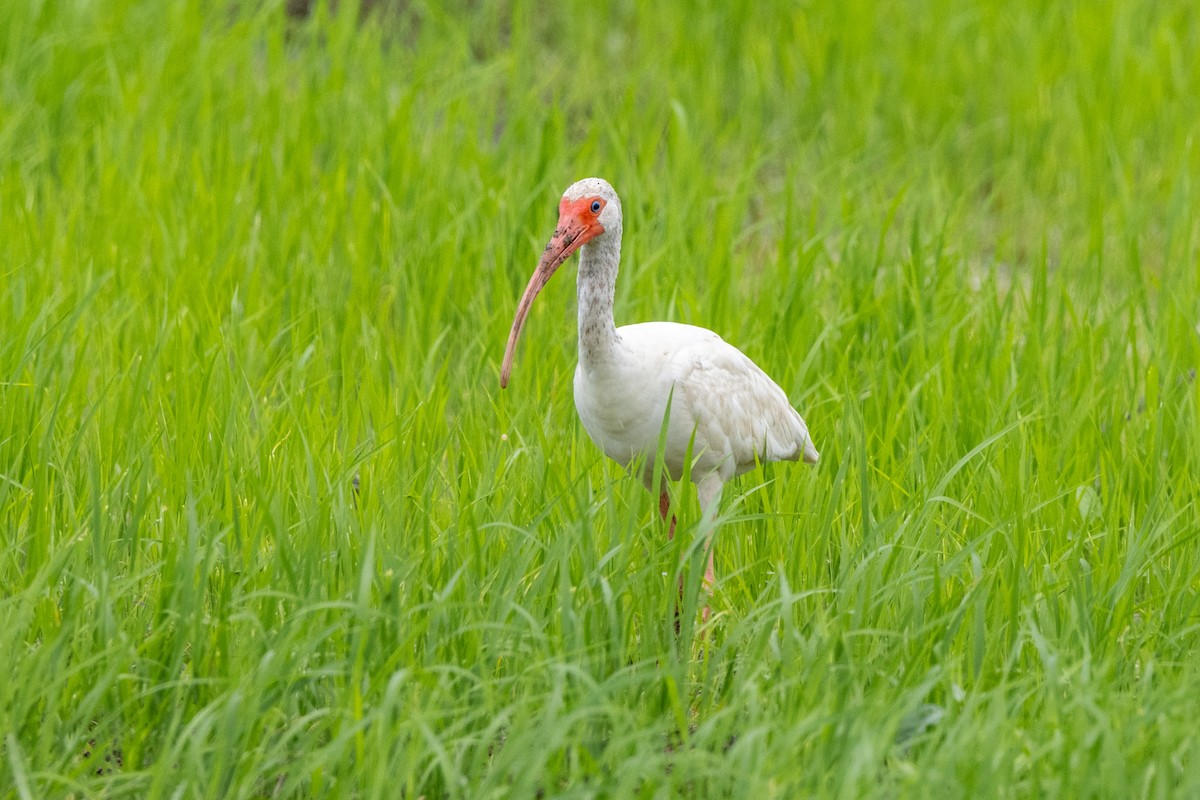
left=576, top=225, right=622, bottom=368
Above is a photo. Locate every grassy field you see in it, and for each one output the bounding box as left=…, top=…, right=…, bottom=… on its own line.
left=3, top=0, right=1200, bottom=796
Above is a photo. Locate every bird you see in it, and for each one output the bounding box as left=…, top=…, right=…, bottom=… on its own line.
left=501, top=177, right=818, bottom=620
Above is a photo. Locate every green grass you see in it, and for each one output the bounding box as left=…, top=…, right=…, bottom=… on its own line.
left=3, top=0, right=1200, bottom=796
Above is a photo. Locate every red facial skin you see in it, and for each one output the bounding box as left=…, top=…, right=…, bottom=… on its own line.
left=500, top=196, right=608, bottom=388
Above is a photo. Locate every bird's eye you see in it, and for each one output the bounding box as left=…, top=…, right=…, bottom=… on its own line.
left=590, top=200, right=601, bottom=213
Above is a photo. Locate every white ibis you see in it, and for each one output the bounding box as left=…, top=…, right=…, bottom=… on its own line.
left=501, top=178, right=818, bottom=617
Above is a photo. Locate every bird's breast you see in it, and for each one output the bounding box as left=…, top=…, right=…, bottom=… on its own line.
left=572, top=325, right=717, bottom=483
left=569, top=321, right=817, bottom=485
left=573, top=357, right=676, bottom=474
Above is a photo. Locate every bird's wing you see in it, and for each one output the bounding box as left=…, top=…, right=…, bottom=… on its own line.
left=672, top=337, right=819, bottom=477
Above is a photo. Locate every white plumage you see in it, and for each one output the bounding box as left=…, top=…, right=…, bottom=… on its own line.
left=502, top=178, right=818, bottom=614
left=574, top=321, right=818, bottom=489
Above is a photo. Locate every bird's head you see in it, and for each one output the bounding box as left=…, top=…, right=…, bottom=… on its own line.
left=556, top=177, right=622, bottom=242
left=500, top=178, right=622, bottom=388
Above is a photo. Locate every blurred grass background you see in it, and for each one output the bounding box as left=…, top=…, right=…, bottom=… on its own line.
left=2, top=0, right=1200, bottom=797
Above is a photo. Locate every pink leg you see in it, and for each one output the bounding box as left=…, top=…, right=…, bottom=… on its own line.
left=697, top=476, right=724, bottom=625
left=659, top=489, right=677, bottom=540
left=700, top=545, right=715, bottom=624
left=661, top=480, right=724, bottom=630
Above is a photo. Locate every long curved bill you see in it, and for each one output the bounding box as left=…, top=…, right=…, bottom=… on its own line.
left=500, top=216, right=600, bottom=388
